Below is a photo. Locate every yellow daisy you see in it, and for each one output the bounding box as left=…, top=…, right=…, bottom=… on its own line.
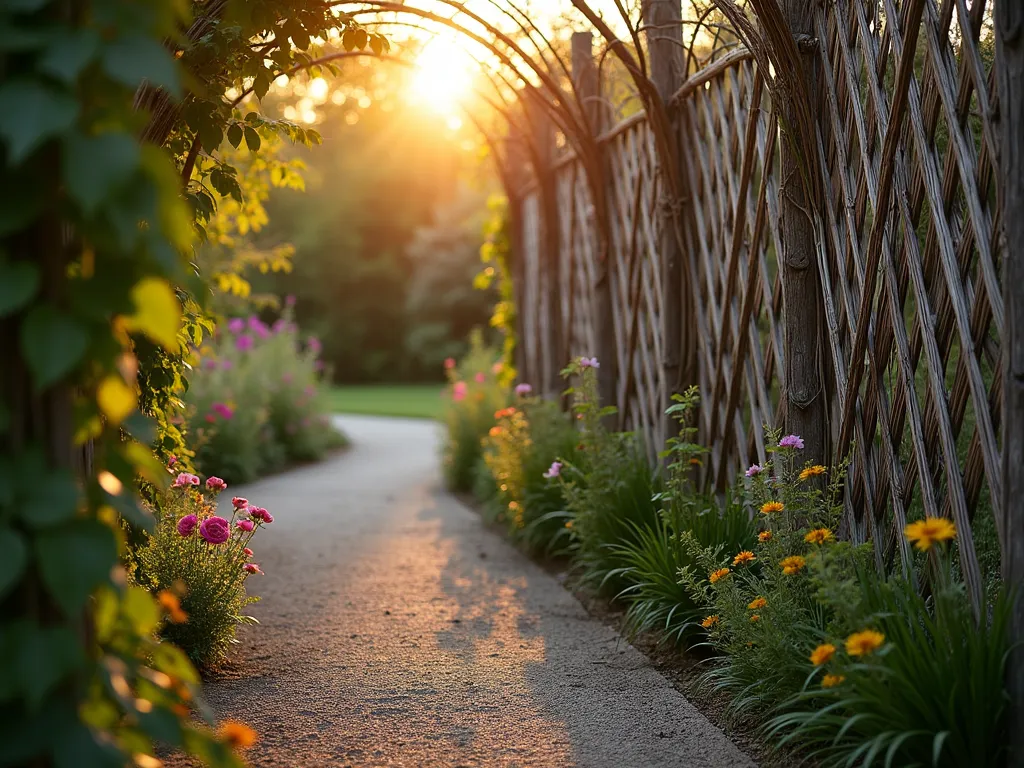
left=799, top=465, right=827, bottom=481
left=760, top=500, right=784, bottom=515
left=821, top=674, right=845, bottom=688
left=904, top=517, right=957, bottom=551
left=804, top=528, right=834, bottom=545
left=809, top=643, right=836, bottom=666
left=747, top=596, right=767, bottom=610
left=732, top=550, right=756, bottom=566
left=846, top=629, right=885, bottom=656
left=709, top=567, right=731, bottom=584
left=780, top=555, right=806, bottom=575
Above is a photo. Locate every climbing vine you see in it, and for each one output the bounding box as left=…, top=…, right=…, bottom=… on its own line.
left=476, top=195, right=517, bottom=386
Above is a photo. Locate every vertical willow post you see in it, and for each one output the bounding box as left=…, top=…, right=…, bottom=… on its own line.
left=996, top=1, right=1024, bottom=762
left=504, top=118, right=531, bottom=385
left=571, top=31, right=618, bottom=424
left=642, top=0, right=687, bottom=447
left=524, top=92, right=563, bottom=399
left=779, top=0, right=829, bottom=467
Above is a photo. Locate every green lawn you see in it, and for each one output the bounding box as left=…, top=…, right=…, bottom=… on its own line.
left=328, top=384, right=445, bottom=420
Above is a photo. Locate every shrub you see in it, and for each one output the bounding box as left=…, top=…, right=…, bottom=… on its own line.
left=186, top=307, right=344, bottom=483
left=133, top=473, right=273, bottom=668
left=441, top=330, right=509, bottom=491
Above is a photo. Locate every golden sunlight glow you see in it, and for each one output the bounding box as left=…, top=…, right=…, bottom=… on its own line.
left=409, top=40, right=475, bottom=116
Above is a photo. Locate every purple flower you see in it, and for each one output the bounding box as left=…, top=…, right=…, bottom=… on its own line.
left=199, top=516, right=231, bottom=545
left=285, top=294, right=296, bottom=307
left=177, top=514, right=198, bottom=537
left=221, top=359, right=233, bottom=371
left=236, top=519, right=254, bottom=532
left=250, top=319, right=270, bottom=339
left=543, top=461, right=563, bottom=479
left=308, top=337, right=322, bottom=355
left=205, top=476, right=227, bottom=492
left=212, top=402, right=234, bottom=420
left=273, top=319, right=288, bottom=333
left=514, top=383, right=533, bottom=396
left=579, top=357, right=600, bottom=369
left=203, top=358, right=218, bottom=371
left=228, top=318, right=245, bottom=334
left=236, top=334, right=254, bottom=352
left=172, top=472, right=200, bottom=488
left=745, top=464, right=763, bottom=477
left=779, top=434, right=805, bottom=450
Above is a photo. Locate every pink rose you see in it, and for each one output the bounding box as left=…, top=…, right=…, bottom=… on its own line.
left=474, top=372, right=485, bottom=384
left=173, top=472, right=200, bottom=488
left=444, top=357, right=456, bottom=370
left=452, top=382, right=467, bottom=402
left=177, top=514, right=198, bottom=537
left=243, top=563, right=263, bottom=575
left=199, top=516, right=230, bottom=545
left=232, top=497, right=248, bottom=509
left=249, top=507, right=274, bottom=524
left=243, top=547, right=253, bottom=557
left=236, top=519, right=254, bottom=532
left=206, top=476, right=227, bottom=492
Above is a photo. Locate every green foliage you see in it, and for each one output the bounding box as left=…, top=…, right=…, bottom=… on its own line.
left=133, top=479, right=269, bottom=668
left=475, top=195, right=516, bottom=380
left=186, top=308, right=344, bottom=483
left=441, top=331, right=509, bottom=491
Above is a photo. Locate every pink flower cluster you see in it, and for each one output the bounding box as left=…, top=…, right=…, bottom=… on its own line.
left=514, top=383, right=532, bottom=396
left=543, top=461, right=563, bottom=479
left=173, top=489, right=273, bottom=576
left=579, top=356, right=600, bottom=369
left=173, top=472, right=200, bottom=488
left=778, top=434, right=804, bottom=449
left=452, top=381, right=467, bottom=402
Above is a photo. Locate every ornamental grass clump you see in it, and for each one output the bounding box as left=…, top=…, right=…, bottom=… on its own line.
left=134, top=473, right=273, bottom=668
left=679, top=428, right=849, bottom=713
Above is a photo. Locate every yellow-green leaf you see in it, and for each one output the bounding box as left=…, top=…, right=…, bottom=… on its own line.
left=123, top=278, right=181, bottom=351
left=97, top=374, right=136, bottom=424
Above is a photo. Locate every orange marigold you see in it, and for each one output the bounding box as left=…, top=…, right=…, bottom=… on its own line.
left=780, top=555, right=806, bottom=575
left=809, top=643, right=836, bottom=666
left=157, top=590, right=188, bottom=624
left=760, top=500, right=784, bottom=515
left=799, top=464, right=827, bottom=481
left=821, top=674, right=846, bottom=688
left=846, top=629, right=885, bottom=656
left=804, top=528, right=835, bottom=545
left=218, top=720, right=257, bottom=750
left=708, top=567, right=731, bottom=584
left=749, top=614, right=761, bottom=623
left=701, top=615, right=720, bottom=629
left=758, top=530, right=773, bottom=543
left=904, top=517, right=957, bottom=551
left=747, top=596, right=767, bottom=610
left=732, top=550, right=756, bottom=566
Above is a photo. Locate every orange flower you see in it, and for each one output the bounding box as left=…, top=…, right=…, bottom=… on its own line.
left=218, top=720, right=257, bottom=750
left=749, top=614, right=761, bottom=623
left=809, top=643, right=836, bottom=666
left=564, top=520, right=574, bottom=529
left=760, top=500, right=784, bottom=515
left=821, top=674, right=845, bottom=688
left=488, top=426, right=503, bottom=437
left=708, top=568, right=730, bottom=584
left=780, top=555, right=806, bottom=575
left=701, top=615, right=720, bottom=629
left=747, top=596, right=767, bottom=610
left=804, top=528, right=834, bottom=545
left=846, top=629, right=885, bottom=656
left=799, top=465, right=827, bottom=481
left=758, top=530, right=772, bottom=543
left=904, top=517, right=957, bottom=551
left=688, top=457, right=702, bottom=466
left=157, top=590, right=188, bottom=624
left=732, top=550, right=756, bottom=566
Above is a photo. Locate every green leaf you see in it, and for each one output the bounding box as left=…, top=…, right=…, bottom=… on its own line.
left=226, top=123, right=243, bottom=148
left=253, top=70, right=271, bottom=101
left=35, top=519, right=116, bottom=615
left=0, top=256, right=40, bottom=317
left=122, top=277, right=181, bottom=351
left=20, top=467, right=79, bottom=529
left=243, top=125, right=261, bottom=152
left=0, top=80, right=77, bottom=164
left=0, top=528, right=27, bottom=601
left=20, top=305, right=88, bottom=389
left=39, top=28, right=99, bottom=83
left=15, top=623, right=82, bottom=710
left=102, top=34, right=180, bottom=97
left=62, top=132, right=139, bottom=215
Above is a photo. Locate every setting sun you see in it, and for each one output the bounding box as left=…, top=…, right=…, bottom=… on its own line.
left=409, top=40, right=474, bottom=116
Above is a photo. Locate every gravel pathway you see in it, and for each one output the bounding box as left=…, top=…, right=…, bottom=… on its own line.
left=196, top=414, right=755, bottom=768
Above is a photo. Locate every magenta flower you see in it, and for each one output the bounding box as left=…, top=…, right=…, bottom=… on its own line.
left=308, top=336, right=322, bottom=355
left=228, top=318, right=245, bottom=334
left=250, top=317, right=270, bottom=339
left=579, top=356, right=600, bottom=369
left=243, top=563, right=263, bottom=575
left=243, top=547, right=253, bottom=557
left=514, top=383, right=533, bottom=396
left=167, top=455, right=177, bottom=468
left=177, top=514, right=198, bottom=537
left=444, top=357, right=456, bottom=370
left=212, top=402, right=234, bottom=420
left=779, top=434, right=805, bottom=449
left=453, top=382, right=467, bottom=402
left=172, top=472, right=200, bottom=488
left=232, top=496, right=248, bottom=510
left=203, top=358, right=218, bottom=371
left=249, top=506, right=273, bottom=524
left=543, top=461, right=563, bottom=479
left=272, top=319, right=287, bottom=333
left=205, top=476, right=227, bottom=493
left=236, top=519, right=254, bottom=532
left=235, top=334, right=254, bottom=352
left=199, top=516, right=231, bottom=545
left=221, top=359, right=233, bottom=371
left=745, top=464, right=763, bottom=477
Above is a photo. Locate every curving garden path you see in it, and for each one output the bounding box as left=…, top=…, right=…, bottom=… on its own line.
left=195, top=415, right=755, bottom=768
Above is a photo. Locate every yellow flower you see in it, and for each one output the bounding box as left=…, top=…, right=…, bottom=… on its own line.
left=799, top=465, right=827, bottom=481
left=821, top=674, right=846, bottom=688
left=809, top=643, right=836, bottom=666
left=749, top=614, right=761, bottom=623
left=157, top=590, right=188, bottom=624
left=758, top=530, right=772, bottom=543
left=701, top=615, right=720, bottom=629
left=760, top=500, right=784, bottom=515
left=846, top=629, right=885, bottom=656
left=732, top=550, right=756, bottom=566
left=780, top=555, right=806, bottom=575
left=218, top=720, right=258, bottom=750
left=804, top=528, right=834, bottom=545
left=904, top=517, right=957, bottom=551
left=708, top=568, right=730, bottom=584
left=747, top=596, right=767, bottom=610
